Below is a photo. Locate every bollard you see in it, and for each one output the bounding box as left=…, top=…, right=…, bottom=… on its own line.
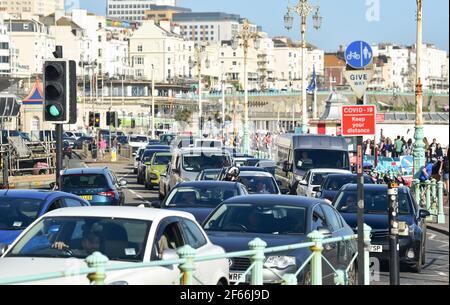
left=431, top=178, right=437, bottom=204
left=414, top=179, right=421, bottom=207
left=85, top=252, right=109, bottom=285
left=437, top=181, right=445, bottom=224
left=363, top=224, right=372, bottom=285
left=178, top=245, right=196, bottom=285
left=308, top=230, right=324, bottom=285
left=249, top=238, right=267, bottom=285
left=425, top=180, right=431, bottom=210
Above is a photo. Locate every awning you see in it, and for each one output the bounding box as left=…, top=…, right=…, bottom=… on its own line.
left=22, top=78, right=43, bottom=105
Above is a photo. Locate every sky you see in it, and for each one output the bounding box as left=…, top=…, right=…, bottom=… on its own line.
left=79, top=0, right=449, bottom=52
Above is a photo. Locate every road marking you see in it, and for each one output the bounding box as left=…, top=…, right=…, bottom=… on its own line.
left=127, top=188, right=151, bottom=205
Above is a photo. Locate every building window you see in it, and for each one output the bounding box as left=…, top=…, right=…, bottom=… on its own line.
left=98, top=22, right=102, bottom=29
left=137, top=45, right=143, bottom=52
left=233, top=52, right=236, bottom=57
left=232, top=61, right=237, bottom=66
left=98, top=36, right=102, bottom=42
left=98, top=49, right=102, bottom=57
left=168, top=58, right=171, bottom=65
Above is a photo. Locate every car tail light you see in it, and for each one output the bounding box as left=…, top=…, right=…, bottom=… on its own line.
left=98, top=191, right=116, bottom=199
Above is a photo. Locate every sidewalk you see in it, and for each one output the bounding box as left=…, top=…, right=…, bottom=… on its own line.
left=76, top=150, right=131, bottom=165
left=428, top=196, right=449, bottom=236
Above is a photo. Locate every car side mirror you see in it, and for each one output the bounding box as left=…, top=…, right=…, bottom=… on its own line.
left=312, top=186, right=321, bottom=193
left=418, top=209, right=431, bottom=219
left=316, top=191, right=322, bottom=198
left=317, top=227, right=332, bottom=238
left=0, top=243, right=8, bottom=256
left=151, top=201, right=161, bottom=208
left=161, top=249, right=179, bottom=261
left=299, top=180, right=308, bottom=186
left=119, top=180, right=127, bottom=187
left=132, top=152, right=137, bottom=157
left=280, top=188, right=290, bottom=195
left=282, top=161, right=292, bottom=172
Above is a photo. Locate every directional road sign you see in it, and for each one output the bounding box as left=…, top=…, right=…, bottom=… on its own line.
left=345, top=41, right=373, bottom=69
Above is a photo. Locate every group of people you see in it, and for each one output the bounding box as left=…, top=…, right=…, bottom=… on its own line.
left=91, top=136, right=108, bottom=162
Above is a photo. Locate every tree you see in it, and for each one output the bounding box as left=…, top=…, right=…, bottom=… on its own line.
left=174, top=109, right=193, bottom=123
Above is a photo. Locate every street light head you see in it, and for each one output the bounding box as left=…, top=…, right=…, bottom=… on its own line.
left=284, top=10, right=294, bottom=31
left=312, top=9, right=323, bottom=30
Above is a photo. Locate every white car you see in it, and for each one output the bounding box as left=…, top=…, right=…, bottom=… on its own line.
left=296, top=168, right=352, bottom=198
left=0, top=207, right=229, bottom=285
left=128, top=135, right=149, bottom=150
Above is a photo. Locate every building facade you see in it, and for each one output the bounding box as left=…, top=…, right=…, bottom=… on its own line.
left=107, top=0, right=176, bottom=21
left=0, top=0, right=64, bottom=17
left=0, top=16, right=9, bottom=77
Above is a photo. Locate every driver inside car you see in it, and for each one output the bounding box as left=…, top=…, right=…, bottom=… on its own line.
left=52, top=226, right=103, bottom=257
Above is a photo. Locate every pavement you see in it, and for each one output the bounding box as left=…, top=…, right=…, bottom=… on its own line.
left=428, top=204, right=449, bottom=236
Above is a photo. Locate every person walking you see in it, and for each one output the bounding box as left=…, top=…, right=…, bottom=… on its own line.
left=384, top=137, right=393, bottom=158
left=439, top=147, right=449, bottom=196
left=99, top=136, right=107, bottom=160
left=91, top=138, right=98, bottom=162
left=394, top=136, right=404, bottom=158
left=429, top=138, right=438, bottom=159
left=404, top=138, right=414, bottom=156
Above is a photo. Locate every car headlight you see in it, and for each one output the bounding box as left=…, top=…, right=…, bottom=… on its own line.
left=398, top=221, right=410, bottom=236
left=264, top=256, right=296, bottom=269
left=148, top=173, right=158, bottom=180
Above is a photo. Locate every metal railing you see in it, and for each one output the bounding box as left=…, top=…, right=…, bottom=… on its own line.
left=0, top=226, right=372, bottom=285
left=412, top=179, right=446, bottom=224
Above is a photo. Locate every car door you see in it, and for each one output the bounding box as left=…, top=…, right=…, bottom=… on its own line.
left=150, top=217, right=186, bottom=284
left=179, top=218, right=220, bottom=285
left=320, top=204, right=344, bottom=284
left=297, top=171, right=310, bottom=196
left=311, top=205, right=334, bottom=285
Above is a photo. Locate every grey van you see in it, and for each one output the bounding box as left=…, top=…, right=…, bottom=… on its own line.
left=274, top=134, right=350, bottom=195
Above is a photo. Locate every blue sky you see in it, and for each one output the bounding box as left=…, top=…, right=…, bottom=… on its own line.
left=79, top=0, right=449, bottom=52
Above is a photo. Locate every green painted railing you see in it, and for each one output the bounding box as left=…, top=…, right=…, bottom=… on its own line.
left=412, top=179, right=446, bottom=224
left=0, top=226, right=372, bottom=285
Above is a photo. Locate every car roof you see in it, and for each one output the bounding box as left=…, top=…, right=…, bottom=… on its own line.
left=43, top=206, right=196, bottom=221
left=340, top=184, right=409, bottom=192
left=62, top=167, right=109, bottom=175
left=0, top=190, right=79, bottom=201
left=238, top=171, right=273, bottom=177
left=307, top=169, right=352, bottom=174
left=223, top=194, right=322, bottom=208
left=238, top=166, right=268, bottom=172
left=177, top=181, right=240, bottom=188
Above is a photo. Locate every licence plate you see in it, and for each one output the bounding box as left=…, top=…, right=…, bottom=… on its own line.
left=80, top=195, right=93, bottom=201
left=229, top=272, right=245, bottom=283
left=370, top=245, right=383, bottom=253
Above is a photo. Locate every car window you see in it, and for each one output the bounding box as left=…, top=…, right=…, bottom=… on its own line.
left=0, top=198, right=44, bottom=230
left=64, top=198, right=85, bottom=207
left=47, top=199, right=64, bottom=212
left=61, top=174, right=109, bottom=189
left=312, top=206, right=327, bottom=231
left=154, top=220, right=185, bottom=259
left=321, top=204, right=341, bottom=232
left=180, top=219, right=207, bottom=249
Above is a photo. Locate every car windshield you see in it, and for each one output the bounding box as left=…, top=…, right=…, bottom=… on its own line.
left=130, top=136, right=147, bottom=143
left=324, top=176, right=372, bottom=191
left=204, top=204, right=306, bottom=234
left=199, top=170, right=221, bottom=180
left=0, top=198, right=44, bottom=230
left=165, top=185, right=239, bottom=208
left=335, top=189, right=412, bottom=214
left=143, top=150, right=168, bottom=162
left=61, top=174, right=108, bottom=189
left=6, top=217, right=151, bottom=262
left=238, top=175, right=278, bottom=194
left=245, top=159, right=260, bottom=166
left=152, top=155, right=171, bottom=165
left=182, top=154, right=231, bottom=172
left=294, top=149, right=349, bottom=171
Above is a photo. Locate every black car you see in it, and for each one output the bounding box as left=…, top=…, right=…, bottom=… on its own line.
left=333, top=184, right=430, bottom=273
left=137, top=148, right=171, bottom=184
left=317, top=174, right=374, bottom=202
left=74, top=136, right=94, bottom=149
left=152, top=181, right=248, bottom=223
left=203, top=195, right=357, bottom=285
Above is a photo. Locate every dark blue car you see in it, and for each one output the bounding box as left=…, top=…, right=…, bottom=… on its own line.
left=317, top=174, right=374, bottom=202
left=153, top=181, right=248, bottom=223
left=60, top=167, right=127, bottom=206
left=333, top=184, right=430, bottom=273
left=0, top=190, right=89, bottom=245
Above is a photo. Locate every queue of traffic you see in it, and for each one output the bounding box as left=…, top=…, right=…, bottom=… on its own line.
left=0, top=132, right=432, bottom=284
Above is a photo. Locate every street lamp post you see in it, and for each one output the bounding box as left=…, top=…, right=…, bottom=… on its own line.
left=232, top=19, right=260, bottom=154
left=189, top=44, right=210, bottom=137
left=284, top=0, right=322, bottom=134
left=413, top=0, right=425, bottom=178
left=151, top=65, right=156, bottom=139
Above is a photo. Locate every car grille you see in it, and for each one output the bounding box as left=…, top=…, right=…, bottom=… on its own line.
left=230, top=257, right=251, bottom=272
left=371, top=230, right=389, bottom=239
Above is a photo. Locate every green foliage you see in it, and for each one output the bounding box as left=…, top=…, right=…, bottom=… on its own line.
left=174, top=109, right=193, bottom=123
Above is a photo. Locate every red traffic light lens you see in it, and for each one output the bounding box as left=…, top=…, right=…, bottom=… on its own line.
left=45, top=64, right=62, bottom=80
left=45, top=83, right=63, bottom=100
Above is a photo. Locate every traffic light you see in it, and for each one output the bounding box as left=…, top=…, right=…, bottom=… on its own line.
left=89, top=112, right=95, bottom=127
left=117, top=118, right=122, bottom=127
left=94, top=113, right=101, bottom=128
left=107, top=111, right=118, bottom=127
left=43, top=59, right=76, bottom=123
left=106, top=111, right=111, bottom=126
left=131, top=118, right=136, bottom=129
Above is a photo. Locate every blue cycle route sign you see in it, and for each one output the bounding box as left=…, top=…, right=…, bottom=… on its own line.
left=345, top=41, right=373, bottom=69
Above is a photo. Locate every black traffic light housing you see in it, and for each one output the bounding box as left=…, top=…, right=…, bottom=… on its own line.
left=107, top=111, right=118, bottom=127
left=131, top=118, right=136, bottom=129
left=43, top=59, right=77, bottom=124
left=89, top=112, right=95, bottom=127
left=94, top=113, right=101, bottom=128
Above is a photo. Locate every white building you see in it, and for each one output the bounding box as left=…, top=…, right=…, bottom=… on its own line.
left=107, top=0, right=176, bottom=21
left=174, top=12, right=258, bottom=44
left=5, top=16, right=55, bottom=76
left=0, top=0, right=64, bottom=18
left=257, top=33, right=275, bottom=90
left=129, top=19, right=194, bottom=82
left=0, top=16, right=10, bottom=77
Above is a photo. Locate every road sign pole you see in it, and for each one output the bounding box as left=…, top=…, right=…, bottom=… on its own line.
left=356, top=98, right=365, bottom=285
left=388, top=182, right=400, bottom=285
left=55, top=124, right=63, bottom=188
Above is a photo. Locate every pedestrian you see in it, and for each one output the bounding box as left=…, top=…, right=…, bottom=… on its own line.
left=378, top=137, right=386, bottom=156
left=429, top=138, right=438, bottom=159
left=404, top=138, right=413, bottom=156
left=419, top=158, right=434, bottom=183
left=384, top=137, right=393, bottom=158
left=91, top=138, right=98, bottom=162
left=363, top=139, right=374, bottom=156
left=99, top=136, right=107, bottom=160
left=423, top=137, right=430, bottom=158
left=436, top=143, right=443, bottom=160
left=394, top=136, right=404, bottom=158
left=439, top=147, right=449, bottom=196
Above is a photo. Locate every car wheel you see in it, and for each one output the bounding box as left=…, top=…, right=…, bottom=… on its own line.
left=411, top=250, right=423, bottom=273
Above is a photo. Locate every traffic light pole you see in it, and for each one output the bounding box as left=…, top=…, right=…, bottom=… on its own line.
left=388, top=181, right=400, bottom=285
left=55, top=124, right=63, bottom=188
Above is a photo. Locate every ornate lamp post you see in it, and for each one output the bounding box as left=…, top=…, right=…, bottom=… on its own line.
left=189, top=43, right=210, bottom=137
left=284, top=0, right=322, bottom=134
left=413, top=0, right=425, bottom=178
left=232, top=19, right=261, bottom=154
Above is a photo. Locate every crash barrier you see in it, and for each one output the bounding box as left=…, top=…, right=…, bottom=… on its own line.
left=118, top=145, right=133, bottom=160
left=412, top=179, right=446, bottom=224
left=0, top=225, right=372, bottom=285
